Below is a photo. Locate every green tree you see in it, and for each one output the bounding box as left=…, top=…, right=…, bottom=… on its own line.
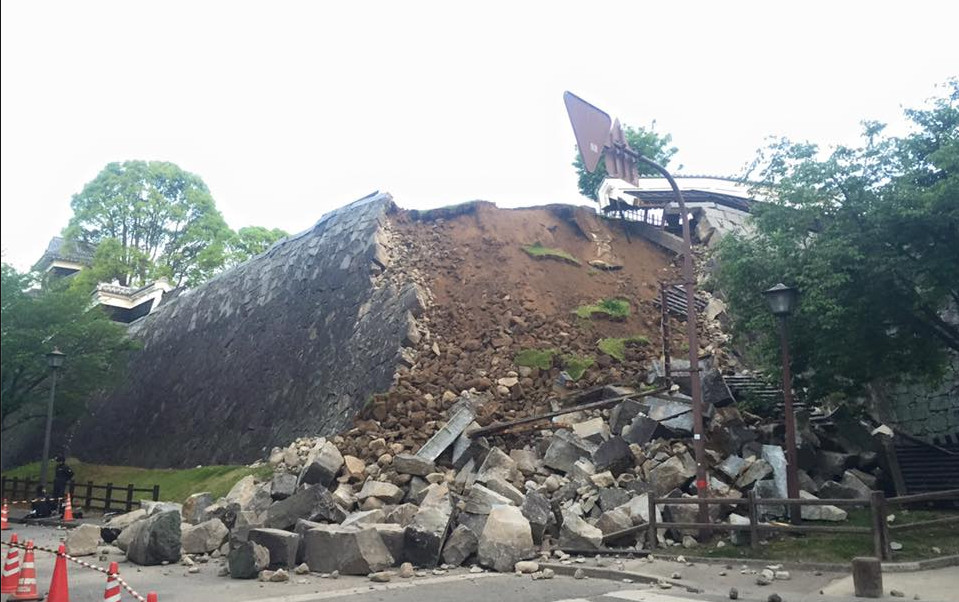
left=64, top=161, right=233, bottom=288
left=226, top=226, right=289, bottom=267
left=714, top=80, right=959, bottom=399
left=0, top=263, right=139, bottom=432
left=573, top=123, right=679, bottom=201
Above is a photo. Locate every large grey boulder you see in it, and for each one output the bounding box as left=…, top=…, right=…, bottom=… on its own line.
left=819, top=471, right=872, bottom=500
left=65, top=523, right=101, bottom=556
left=270, top=473, right=298, bottom=501
left=762, top=445, right=789, bottom=498
left=650, top=455, right=692, bottom=496
left=248, top=528, right=301, bottom=568
left=543, top=430, right=598, bottom=473
left=181, top=518, right=229, bottom=554
left=115, top=519, right=146, bottom=552
left=228, top=540, right=270, bottom=579
left=393, top=453, right=436, bottom=476
left=592, top=436, right=633, bottom=475
left=441, top=524, right=478, bottom=566
left=716, top=455, right=746, bottom=481
left=126, top=509, right=181, bottom=565
left=202, top=501, right=241, bottom=530
left=799, top=491, right=848, bottom=521
left=464, top=483, right=513, bottom=514
left=262, top=484, right=345, bottom=530
left=298, top=440, right=345, bottom=487
left=816, top=450, right=853, bottom=481
left=182, top=492, right=214, bottom=524
left=609, top=399, right=647, bottom=435
left=476, top=447, right=517, bottom=483
left=559, top=510, right=603, bottom=549
left=596, top=507, right=632, bottom=535
left=341, top=509, right=387, bottom=528
left=735, top=459, right=773, bottom=489
left=477, top=505, right=534, bottom=572
left=226, top=476, right=259, bottom=508
left=520, top=490, right=551, bottom=544
left=483, top=476, right=525, bottom=506
left=387, top=503, right=419, bottom=527
left=369, top=523, right=405, bottom=564
left=357, top=480, right=405, bottom=505
left=303, top=525, right=393, bottom=575
left=622, top=415, right=660, bottom=446
left=404, top=484, right=453, bottom=567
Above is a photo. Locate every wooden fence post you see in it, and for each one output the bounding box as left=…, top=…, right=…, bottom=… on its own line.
left=647, top=493, right=658, bottom=550
left=748, top=490, right=759, bottom=549
left=84, top=481, right=94, bottom=510
left=104, top=482, right=114, bottom=513
left=152, top=485, right=160, bottom=502
left=125, top=484, right=135, bottom=512
left=870, top=491, right=891, bottom=560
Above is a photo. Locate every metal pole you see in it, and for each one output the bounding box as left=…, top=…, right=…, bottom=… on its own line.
left=778, top=316, right=801, bottom=524
left=634, top=153, right=709, bottom=529
left=39, top=366, right=58, bottom=493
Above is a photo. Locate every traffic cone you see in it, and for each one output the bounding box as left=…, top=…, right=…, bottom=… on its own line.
left=9, top=539, right=43, bottom=600
left=1, top=500, right=10, bottom=530
left=46, top=543, right=69, bottom=602
left=1, top=533, right=21, bottom=593
left=146, top=593, right=158, bottom=602
left=62, top=494, right=74, bottom=523
left=103, top=561, right=121, bottom=602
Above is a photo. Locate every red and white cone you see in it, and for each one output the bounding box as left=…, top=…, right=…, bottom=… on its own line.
left=146, top=592, right=158, bottom=602
left=9, top=539, right=43, bottom=601
left=1, top=500, right=10, bottom=530
left=1, top=532, right=21, bottom=593
left=62, top=494, right=74, bottom=523
left=47, top=543, right=69, bottom=602
left=104, top=561, right=121, bottom=602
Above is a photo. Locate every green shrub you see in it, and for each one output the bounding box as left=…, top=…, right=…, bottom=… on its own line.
left=562, top=354, right=595, bottom=381
left=521, top=242, right=581, bottom=265
left=598, top=335, right=650, bottom=361
left=514, top=348, right=558, bottom=370
left=575, top=298, right=631, bottom=320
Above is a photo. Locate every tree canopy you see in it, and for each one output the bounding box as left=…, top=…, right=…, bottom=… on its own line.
left=0, top=263, right=139, bottom=432
left=64, top=161, right=288, bottom=288
left=573, top=124, right=679, bottom=201
left=714, top=80, right=959, bottom=400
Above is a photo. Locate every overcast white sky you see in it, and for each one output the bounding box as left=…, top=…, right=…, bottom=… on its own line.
left=2, top=1, right=956, bottom=270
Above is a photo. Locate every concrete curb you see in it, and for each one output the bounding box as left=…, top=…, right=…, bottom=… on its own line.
left=539, top=562, right=697, bottom=592
left=610, top=551, right=959, bottom=574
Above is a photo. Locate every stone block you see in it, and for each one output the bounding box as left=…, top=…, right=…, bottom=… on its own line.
left=182, top=492, right=214, bottom=524
left=572, top=417, right=610, bottom=444
left=543, top=430, right=597, bottom=473
left=650, top=455, right=693, bottom=496
left=591, top=436, right=633, bottom=476
left=126, top=509, right=181, bottom=566
left=520, top=490, right=551, bottom=544
left=182, top=518, right=229, bottom=554
left=484, top=475, right=525, bottom=506
left=559, top=509, right=603, bottom=549
left=248, top=528, right=301, bottom=568
left=477, top=505, right=534, bottom=572
left=369, top=523, right=405, bottom=564
left=298, top=441, right=345, bottom=487
left=735, top=459, right=772, bottom=489
left=65, top=523, right=101, bottom=556
left=358, top=480, right=405, bottom=504
left=441, top=524, right=478, bottom=566
left=476, top=447, right=517, bottom=484
left=464, top=483, right=514, bottom=514
left=393, top=453, right=436, bottom=477
left=262, top=484, right=345, bottom=530
left=404, top=484, right=453, bottom=567
left=228, top=540, right=270, bottom=579
left=342, top=509, right=387, bottom=528
left=799, top=491, right=847, bottom=521
left=270, top=473, right=298, bottom=501
left=761, top=445, right=789, bottom=498
left=303, top=525, right=393, bottom=575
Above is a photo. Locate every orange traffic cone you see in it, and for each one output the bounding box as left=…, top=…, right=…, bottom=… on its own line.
left=9, top=539, right=43, bottom=601
left=103, top=561, right=121, bottom=602
left=1, top=500, right=10, bottom=530
left=62, top=494, right=74, bottom=523
left=47, top=543, right=69, bottom=602
left=1, top=533, right=21, bottom=593
left=146, top=592, right=158, bottom=602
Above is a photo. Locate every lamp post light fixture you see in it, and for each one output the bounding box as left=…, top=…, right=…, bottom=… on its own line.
left=763, top=283, right=801, bottom=523
left=39, top=347, right=66, bottom=494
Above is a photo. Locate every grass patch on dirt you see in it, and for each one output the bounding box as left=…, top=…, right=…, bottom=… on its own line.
left=521, top=242, right=581, bottom=265
left=598, top=335, right=650, bottom=360
left=515, top=348, right=558, bottom=370
left=2, top=458, right=272, bottom=504
left=698, top=508, right=959, bottom=563
left=575, top=298, right=631, bottom=320
left=562, top=354, right=595, bottom=381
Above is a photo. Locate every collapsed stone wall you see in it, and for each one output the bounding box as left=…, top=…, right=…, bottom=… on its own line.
left=71, top=192, right=424, bottom=467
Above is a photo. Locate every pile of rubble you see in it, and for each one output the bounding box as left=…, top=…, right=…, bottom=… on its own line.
left=74, top=383, right=889, bottom=581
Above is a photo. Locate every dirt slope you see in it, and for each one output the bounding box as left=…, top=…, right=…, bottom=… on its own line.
left=341, top=201, right=682, bottom=461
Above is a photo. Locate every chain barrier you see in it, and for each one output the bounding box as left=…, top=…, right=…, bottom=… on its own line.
left=4, top=496, right=65, bottom=505
left=2, top=537, right=147, bottom=601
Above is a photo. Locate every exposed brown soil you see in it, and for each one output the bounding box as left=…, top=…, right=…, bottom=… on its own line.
left=342, top=202, right=685, bottom=461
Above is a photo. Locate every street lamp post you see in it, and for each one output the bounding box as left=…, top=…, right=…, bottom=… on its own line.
left=39, top=348, right=66, bottom=494
left=763, top=283, right=800, bottom=524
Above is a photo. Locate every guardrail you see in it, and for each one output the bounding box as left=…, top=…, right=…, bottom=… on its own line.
left=634, top=488, right=959, bottom=561
left=1, top=476, right=160, bottom=513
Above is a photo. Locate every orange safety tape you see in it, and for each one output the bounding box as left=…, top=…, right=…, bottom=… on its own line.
left=2, top=539, right=147, bottom=601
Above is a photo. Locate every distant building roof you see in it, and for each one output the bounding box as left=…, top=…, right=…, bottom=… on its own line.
left=34, top=236, right=98, bottom=271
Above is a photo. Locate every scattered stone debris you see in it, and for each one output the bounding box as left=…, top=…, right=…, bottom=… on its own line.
left=729, top=587, right=739, bottom=599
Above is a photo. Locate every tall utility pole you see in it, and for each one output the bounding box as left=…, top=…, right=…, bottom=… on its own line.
left=39, top=348, right=66, bottom=493
left=564, top=92, right=709, bottom=527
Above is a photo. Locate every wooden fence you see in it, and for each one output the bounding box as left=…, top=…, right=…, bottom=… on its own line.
left=1, top=476, right=160, bottom=514
left=635, top=488, right=959, bottom=561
